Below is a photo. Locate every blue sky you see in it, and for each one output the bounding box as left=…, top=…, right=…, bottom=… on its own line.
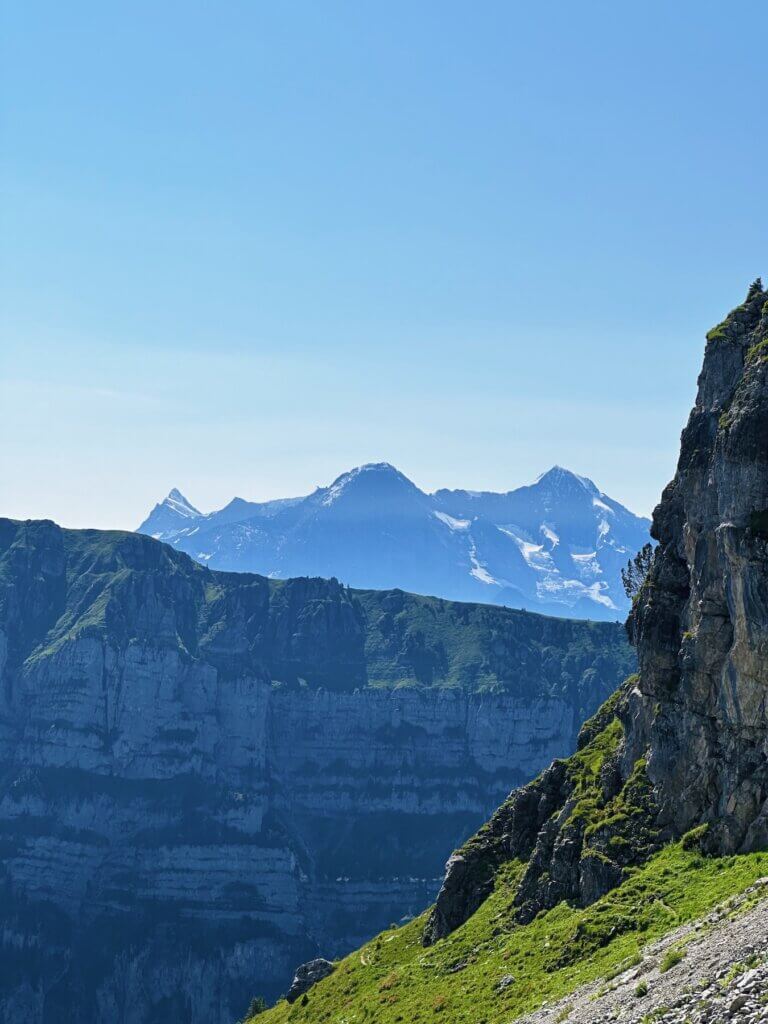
left=1, top=1, right=765, bottom=528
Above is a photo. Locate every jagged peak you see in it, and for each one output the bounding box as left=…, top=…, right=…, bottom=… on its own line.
left=161, top=489, right=201, bottom=517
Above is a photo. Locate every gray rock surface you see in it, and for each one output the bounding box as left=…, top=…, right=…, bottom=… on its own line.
left=285, top=959, right=335, bottom=1003
left=626, top=279, right=768, bottom=853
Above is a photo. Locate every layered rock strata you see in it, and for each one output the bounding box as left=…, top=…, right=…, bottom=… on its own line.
left=0, top=520, right=630, bottom=1023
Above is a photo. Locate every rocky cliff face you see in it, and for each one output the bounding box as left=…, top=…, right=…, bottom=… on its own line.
left=425, top=279, right=768, bottom=945
left=626, top=278, right=768, bottom=853
left=0, top=520, right=631, bottom=1024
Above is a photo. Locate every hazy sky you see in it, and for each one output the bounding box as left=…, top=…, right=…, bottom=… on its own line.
left=2, top=1, right=766, bottom=529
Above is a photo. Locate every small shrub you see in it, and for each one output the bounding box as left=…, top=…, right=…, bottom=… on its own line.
left=706, top=322, right=728, bottom=341
left=241, top=995, right=267, bottom=1019
left=634, top=980, right=649, bottom=997
left=641, top=1008, right=670, bottom=1024
left=681, top=824, right=709, bottom=852
left=659, top=946, right=685, bottom=973
left=746, top=338, right=768, bottom=365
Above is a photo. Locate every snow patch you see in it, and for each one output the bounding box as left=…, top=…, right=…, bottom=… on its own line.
left=571, top=550, right=599, bottom=565
left=468, top=543, right=498, bottom=586
left=433, top=510, right=471, bottom=531
left=571, top=550, right=601, bottom=581
left=500, top=528, right=556, bottom=572
left=541, top=524, right=560, bottom=548
left=536, top=576, right=617, bottom=610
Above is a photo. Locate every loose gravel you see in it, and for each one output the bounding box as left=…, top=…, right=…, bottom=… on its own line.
left=516, top=879, right=768, bottom=1024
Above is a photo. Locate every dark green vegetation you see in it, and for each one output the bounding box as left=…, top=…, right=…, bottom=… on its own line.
left=0, top=516, right=632, bottom=703
left=620, top=543, right=654, bottom=601
left=746, top=337, right=768, bottom=365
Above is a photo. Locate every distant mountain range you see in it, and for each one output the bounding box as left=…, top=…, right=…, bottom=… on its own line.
left=137, top=464, right=650, bottom=620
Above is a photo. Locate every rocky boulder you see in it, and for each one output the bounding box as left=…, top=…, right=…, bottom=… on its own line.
left=286, top=959, right=335, bottom=1003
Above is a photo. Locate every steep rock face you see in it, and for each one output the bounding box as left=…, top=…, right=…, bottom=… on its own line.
left=424, top=280, right=768, bottom=946
left=0, top=520, right=632, bottom=1024
left=626, top=278, right=768, bottom=852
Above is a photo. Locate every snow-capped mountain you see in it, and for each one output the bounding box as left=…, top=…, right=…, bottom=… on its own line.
left=137, top=463, right=650, bottom=620
left=138, top=487, right=202, bottom=539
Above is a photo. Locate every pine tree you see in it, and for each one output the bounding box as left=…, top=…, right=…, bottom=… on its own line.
left=621, top=542, right=654, bottom=600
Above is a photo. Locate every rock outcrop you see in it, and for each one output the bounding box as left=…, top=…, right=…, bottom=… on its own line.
left=0, top=519, right=631, bottom=1024
left=425, top=279, right=768, bottom=945
left=286, top=959, right=335, bottom=1004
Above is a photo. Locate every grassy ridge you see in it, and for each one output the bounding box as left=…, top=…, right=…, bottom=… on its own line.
left=355, top=587, right=633, bottom=702
left=0, top=517, right=633, bottom=700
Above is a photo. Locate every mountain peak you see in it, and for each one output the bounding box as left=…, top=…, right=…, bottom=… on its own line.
left=535, top=466, right=598, bottom=494
left=163, top=489, right=201, bottom=517
left=137, top=462, right=648, bottom=616
left=317, top=463, right=423, bottom=510
left=352, top=461, right=400, bottom=475
left=135, top=488, right=201, bottom=538
left=326, top=462, right=411, bottom=490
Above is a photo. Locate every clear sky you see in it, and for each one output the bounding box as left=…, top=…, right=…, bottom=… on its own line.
left=1, top=1, right=765, bottom=529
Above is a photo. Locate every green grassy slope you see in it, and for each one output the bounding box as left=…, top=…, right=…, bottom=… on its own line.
left=247, top=700, right=768, bottom=1022
left=252, top=842, right=768, bottom=1024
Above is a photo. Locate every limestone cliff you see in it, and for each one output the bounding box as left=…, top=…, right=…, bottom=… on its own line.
left=425, top=278, right=768, bottom=945
left=626, top=277, right=768, bottom=852
left=0, top=520, right=631, bottom=1023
